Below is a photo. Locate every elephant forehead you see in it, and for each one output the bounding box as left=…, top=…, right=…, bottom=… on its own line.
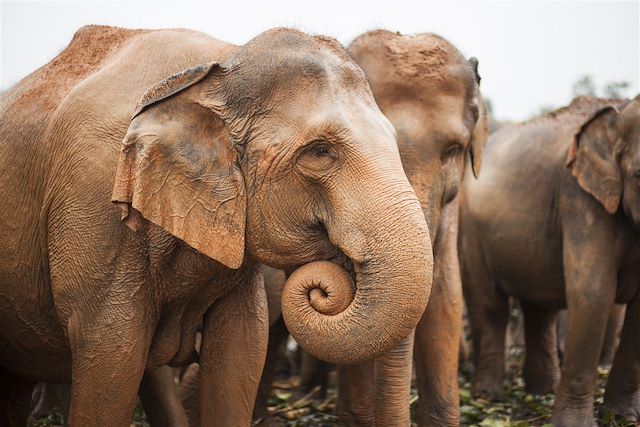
left=267, top=94, right=396, bottom=148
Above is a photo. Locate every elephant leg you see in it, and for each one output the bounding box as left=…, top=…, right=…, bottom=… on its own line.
left=599, top=304, right=625, bottom=368
left=67, top=309, right=150, bottom=426
left=462, top=254, right=508, bottom=400
left=179, top=364, right=200, bottom=427
left=0, top=366, right=35, bottom=427
left=199, top=269, right=269, bottom=426
left=414, top=207, right=462, bottom=427
left=521, top=304, right=560, bottom=395
left=139, top=365, right=189, bottom=427
left=337, top=360, right=375, bottom=426
left=602, top=296, right=640, bottom=422
left=551, top=230, right=617, bottom=427
left=374, top=332, right=414, bottom=426
left=556, top=309, right=568, bottom=362
left=299, top=350, right=330, bottom=397
left=254, top=314, right=289, bottom=422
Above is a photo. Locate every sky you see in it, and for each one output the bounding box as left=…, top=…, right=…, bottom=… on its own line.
left=1, top=0, right=638, bottom=121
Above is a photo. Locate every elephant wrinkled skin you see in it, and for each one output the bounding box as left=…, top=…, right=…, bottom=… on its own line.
left=0, top=25, right=433, bottom=426
left=460, top=96, right=640, bottom=426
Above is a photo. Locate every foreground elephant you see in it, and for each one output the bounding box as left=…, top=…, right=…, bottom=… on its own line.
left=0, top=25, right=434, bottom=426
left=460, top=95, right=640, bottom=426
left=174, top=30, right=487, bottom=427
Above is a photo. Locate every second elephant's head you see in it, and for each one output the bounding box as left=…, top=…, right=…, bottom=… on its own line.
left=111, top=28, right=433, bottom=365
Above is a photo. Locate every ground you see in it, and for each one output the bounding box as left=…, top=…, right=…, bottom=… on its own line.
left=28, top=320, right=636, bottom=427
left=28, top=350, right=633, bottom=427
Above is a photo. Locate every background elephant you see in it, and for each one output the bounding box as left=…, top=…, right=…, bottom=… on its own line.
left=0, top=25, right=434, bottom=426
left=460, top=95, right=640, bottom=426
left=307, top=30, right=486, bottom=426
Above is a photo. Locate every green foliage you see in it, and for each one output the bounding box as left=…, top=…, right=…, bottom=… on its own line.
left=603, top=81, right=631, bottom=99
left=573, top=75, right=597, bottom=97
left=572, top=74, right=632, bottom=99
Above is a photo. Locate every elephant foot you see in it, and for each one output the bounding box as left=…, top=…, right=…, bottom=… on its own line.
left=602, top=388, right=640, bottom=423
left=415, top=406, right=459, bottom=427
left=550, top=406, right=597, bottom=427
left=471, top=379, right=503, bottom=401
left=524, top=373, right=557, bottom=395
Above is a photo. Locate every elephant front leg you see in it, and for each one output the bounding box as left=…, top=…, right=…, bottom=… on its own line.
left=551, top=226, right=617, bottom=427
left=521, top=304, right=560, bottom=395
left=374, top=332, right=414, bottom=426
left=254, top=315, right=289, bottom=422
left=603, top=295, right=640, bottom=422
left=199, top=268, right=269, bottom=426
left=414, top=211, right=463, bottom=427
left=67, top=308, right=151, bottom=426
left=462, top=258, right=508, bottom=400
left=337, top=360, right=375, bottom=426
left=139, top=365, right=189, bottom=427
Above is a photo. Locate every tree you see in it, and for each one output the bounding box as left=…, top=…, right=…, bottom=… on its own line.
left=572, top=75, right=597, bottom=97
left=603, top=81, right=631, bottom=99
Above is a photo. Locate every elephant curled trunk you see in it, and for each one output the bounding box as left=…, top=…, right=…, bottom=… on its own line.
left=282, top=195, right=434, bottom=365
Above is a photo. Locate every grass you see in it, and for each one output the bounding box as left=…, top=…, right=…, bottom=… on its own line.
left=28, top=345, right=637, bottom=426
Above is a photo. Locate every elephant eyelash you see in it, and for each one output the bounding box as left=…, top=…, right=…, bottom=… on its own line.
left=444, top=143, right=464, bottom=159
left=306, top=141, right=337, bottom=158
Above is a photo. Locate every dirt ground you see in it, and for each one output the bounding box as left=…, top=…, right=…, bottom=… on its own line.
left=28, top=309, right=635, bottom=427
left=30, top=348, right=633, bottom=427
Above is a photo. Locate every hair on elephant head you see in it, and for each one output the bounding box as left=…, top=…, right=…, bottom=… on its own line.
left=566, top=95, right=640, bottom=224
left=347, top=30, right=487, bottom=234
left=111, top=28, right=433, bottom=364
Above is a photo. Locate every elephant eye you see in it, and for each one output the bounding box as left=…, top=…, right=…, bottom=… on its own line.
left=443, top=142, right=463, bottom=159
left=296, top=141, right=339, bottom=176
left=307, top=142, right=336, bottom=158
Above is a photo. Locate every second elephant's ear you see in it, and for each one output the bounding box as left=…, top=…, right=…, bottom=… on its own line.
left=469, top=94, right=488, bottom=179
left=467, top=57, right=487, bottom=179
left=111, top=62, right=246, bottom=269
left=565, top=105, right=621, bottom=214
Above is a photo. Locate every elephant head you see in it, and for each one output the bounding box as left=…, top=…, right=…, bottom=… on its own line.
left=566, top=95, right=640, bottom=226
left=111, top=28, right=433, bottom=364
left=348, top=31, right=487, bottom=235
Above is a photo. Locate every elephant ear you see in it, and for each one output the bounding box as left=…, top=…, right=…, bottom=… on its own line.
left=469, top=93, right=488, bottom=179
left=111, top=62, right=246, bottom=269
left=565, top=105, right=621, bottom=214
left=468, top=57, right=488, bottom=179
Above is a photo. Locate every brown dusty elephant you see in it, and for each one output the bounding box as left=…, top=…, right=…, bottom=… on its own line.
left=460, top=95, right=640, bottom=426
left=176, top=30, right=487, bottom=427
left=0, top=25, right=434, bottom=426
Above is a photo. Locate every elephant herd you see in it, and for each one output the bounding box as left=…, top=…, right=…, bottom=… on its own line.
left=0, top=24, right=638, bottom=427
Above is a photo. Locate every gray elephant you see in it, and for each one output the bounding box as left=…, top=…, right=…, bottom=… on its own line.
left=0, top=25, right=433, bottom=426
left=460, top=95, right=640, bottom=426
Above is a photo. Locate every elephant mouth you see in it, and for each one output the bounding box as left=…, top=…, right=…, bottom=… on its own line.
left=284, top=250, right=355, bottom=283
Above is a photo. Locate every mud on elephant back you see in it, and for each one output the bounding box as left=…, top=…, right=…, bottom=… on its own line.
left=0, top=24, right=434, bottom=426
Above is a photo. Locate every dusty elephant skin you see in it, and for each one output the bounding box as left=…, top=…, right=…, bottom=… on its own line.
left=460, top=95, right=640, bottom=426
left=0, top=25, right=433, bottom=426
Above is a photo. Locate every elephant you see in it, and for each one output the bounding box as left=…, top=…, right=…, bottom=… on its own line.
left=301, top=30, right=486, bottom=426
left=171, top=30, right=488, bottom=427
left=459, top=95, right=640, bottom=426
left=0, top=24, right=435, bottom=426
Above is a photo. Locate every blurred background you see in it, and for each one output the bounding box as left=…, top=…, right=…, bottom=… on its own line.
left=1, top=0, right=638, bottom=122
